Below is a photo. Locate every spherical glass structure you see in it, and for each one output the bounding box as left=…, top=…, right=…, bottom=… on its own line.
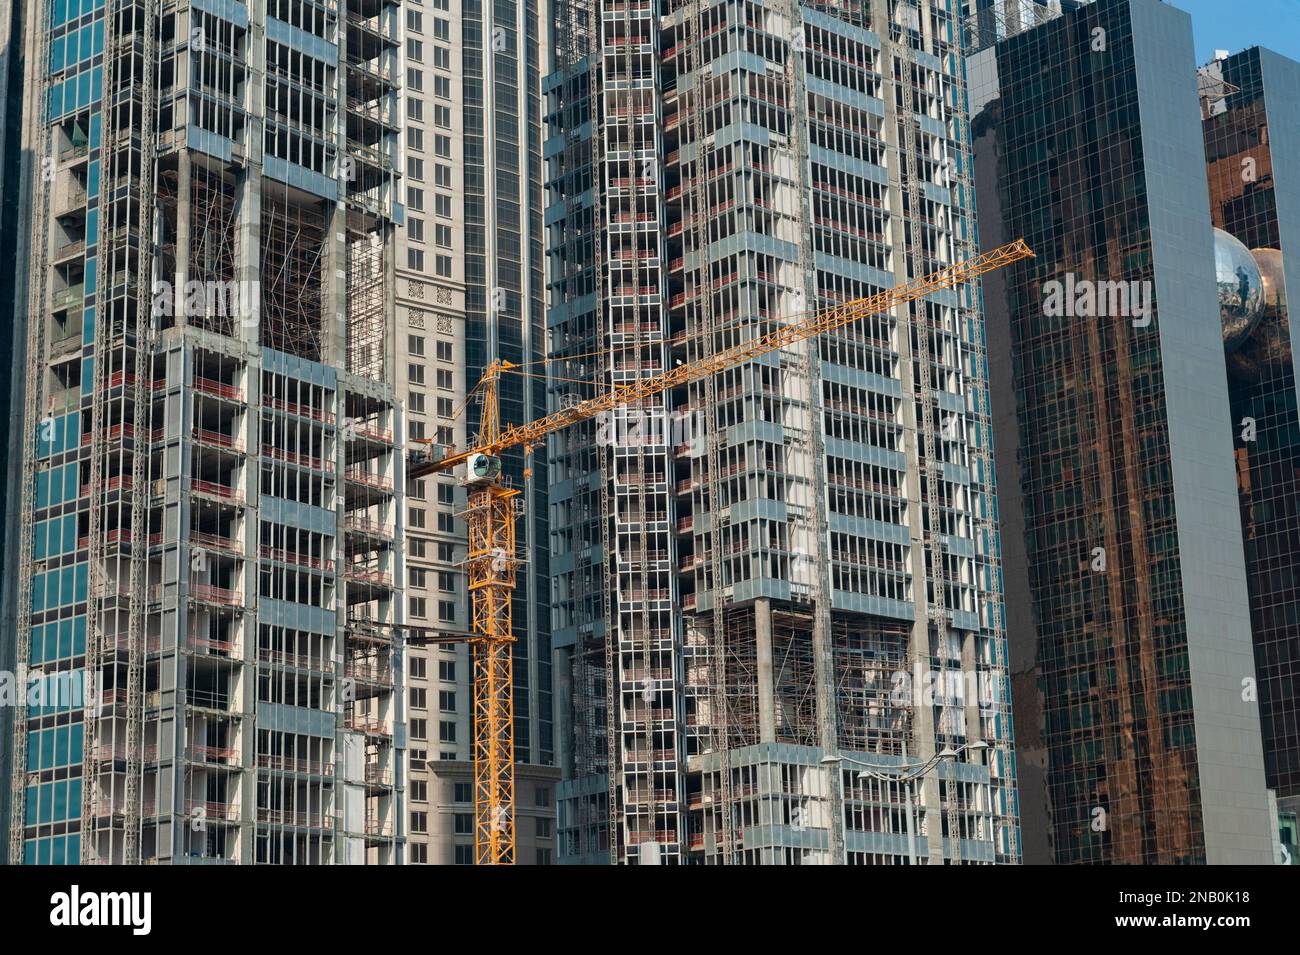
left=1216, top=227, right=1264, bottom=351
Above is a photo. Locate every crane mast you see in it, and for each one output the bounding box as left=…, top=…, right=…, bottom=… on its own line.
left=416, top=240, right=1033, bottom=864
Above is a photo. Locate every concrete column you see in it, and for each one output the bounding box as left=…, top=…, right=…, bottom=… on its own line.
left=756, top=597, right=776, bottom=742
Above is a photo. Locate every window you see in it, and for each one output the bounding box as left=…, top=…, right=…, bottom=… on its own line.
left=407, top=39, right=423, bottom=62
left=407, top=187, right=424, bottom=211
left=410, top=843, right=428, bottom=864
left=433, top=46, right=450, bottom=70
left=407, top=98, right=424, bottom=121
left=407, top=157, right=424, bottom=180
left=434, top=75, right=450, bottom=99
left=437, top=512, right=455, bottom=533
left=434, top=164, right=452, bottom=188
left=437, top=542, right=454, bottom=563
left=455, top=845, right=473, bottom=865
left=536, top=787, right=551, bottom=807
left=408, top=334, right=426, bottom=356
left=536, top=848, right=552, bottom=865
left=440, top=720, right=457, bottom=744
left=435, top=194, right=452, bottom=218
left=434, top=104, right=451, bottom=129
left=454, top=782, right=472, bottom=803
left=439, top=690, right=456, bottom=711
left=434, top=134, right=451, bottom=159
left=409, top=506, right=426, bottom=528
left=408, top=217, right=424, bottom=242
left=535, top=817, right=553, bottom=838
left=407, top=68, right=423, bottom=91
left=406, top=10, right=423, bottom=32
left=438, top=600, right=455, bottom=623
left=409, top=657, right=427, bottom=679
left=409, top=392, right=425, bottom=414
left=410, top=748, right=427, bottom=772
left=409, top=479, right=427, bottom=501
left=435, top=224, right=452, bottom=248
left=454, top=813, right=473, bottom=835
left=409, top=596, right=427, bottom=618
left=437, top=397, right=454, bottom=419
left=437, top=369, right=453, bottom=390
left=435, top=255, right=452, bottom=278
left=407, top=127, right=424, bottom=151
left=410, top=568, right=427, bottom=589
left=433, top=18, right=450, bottom=40
left=407, top=248, right=424, bottom=271
left=411, top=811, right=428, bottom=833
left=408, top=420, right=425, bottom=441
left=411, top=780, right=428, bottom=802
left=438, top=571, right=455, bottom=592
left=437, top=483, right=454, bottom=505
left=439, top=659, right=456, bottom=681
left=410, top=718, right=427, bottom=740
left=410, top=537, right=427, bottom=558
left=408, top=363, right=425, bottom=384
left=436, top=340, right=453, bottom=362
left=410, top=687, right=427, bottom=709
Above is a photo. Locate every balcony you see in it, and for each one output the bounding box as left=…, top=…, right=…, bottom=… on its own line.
left=193, top=376, right=244, bottom=402
left=187, top=744, right=240, bottom=766
left=256, top=808, right=333, bottom=830
left=191, top=479, right=244, bottom=505
left=264, top=445, right=332, bottom=472
left=344, top=468, right=393, bottom=493
left=263, top=395, right=333, bottom=423
left=189, top=632, right=238, bottom=655
left=344, top=716, right=390, bottom=738
left=190, top=583, right=243, bottom=608
left=187, top=800, right=241, bottom=825
left=261, top=546, right=335, bottom=573
left=190, top=529, right=243, bottom=556
left=192, top=427, right=245, bottom=454
left=257, top=753, right=335, bottom=777
left=344, top=515, right=392, bottom=539
left=345, top=658, right=392, bottom=686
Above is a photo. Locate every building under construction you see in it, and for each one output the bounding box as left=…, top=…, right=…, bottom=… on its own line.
left=546, top=0, right=1018, bottom=863
left=11, top=0, right=406, bottom=863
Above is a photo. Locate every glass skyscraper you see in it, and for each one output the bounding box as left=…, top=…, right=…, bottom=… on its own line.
left=1202, top=45, right=1300, bottom=818
left=971, top=0, right=1275, bottom=864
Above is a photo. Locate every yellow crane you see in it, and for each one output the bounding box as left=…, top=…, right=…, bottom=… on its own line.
left=410, top=239, right=1034, bottom=864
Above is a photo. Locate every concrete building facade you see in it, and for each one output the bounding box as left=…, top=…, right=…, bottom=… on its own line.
left=394, top=0, right=559, bottom=865
left=9, top=0, right=406, bottom=864
left=546, top=0, right=1018, bottom=864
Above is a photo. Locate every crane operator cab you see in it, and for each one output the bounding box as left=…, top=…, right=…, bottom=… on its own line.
left=464, top=452, right=503, bottom=486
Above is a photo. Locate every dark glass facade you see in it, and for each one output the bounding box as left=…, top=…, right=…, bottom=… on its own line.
left=1203, top=47, right=1300, bottom=808
left=973, top=0, right=1273, bottom=864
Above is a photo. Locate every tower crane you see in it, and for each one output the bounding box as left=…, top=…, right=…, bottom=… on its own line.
left=409, top=239, right=1034, bottom=864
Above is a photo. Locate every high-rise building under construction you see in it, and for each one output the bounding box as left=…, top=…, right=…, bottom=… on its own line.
left=10, top=0, right=406, bottom=863
left=545, top=0, right=1018, bottom=864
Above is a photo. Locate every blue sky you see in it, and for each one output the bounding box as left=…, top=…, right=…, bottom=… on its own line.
left=1168, top=0, right=1300, bottom=63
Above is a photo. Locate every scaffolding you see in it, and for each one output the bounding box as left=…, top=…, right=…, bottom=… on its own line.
left=260, top=189, right=327, bottom=362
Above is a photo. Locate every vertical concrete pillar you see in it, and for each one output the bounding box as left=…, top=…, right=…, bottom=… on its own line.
left=756, top=597, right=776, bottom=742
